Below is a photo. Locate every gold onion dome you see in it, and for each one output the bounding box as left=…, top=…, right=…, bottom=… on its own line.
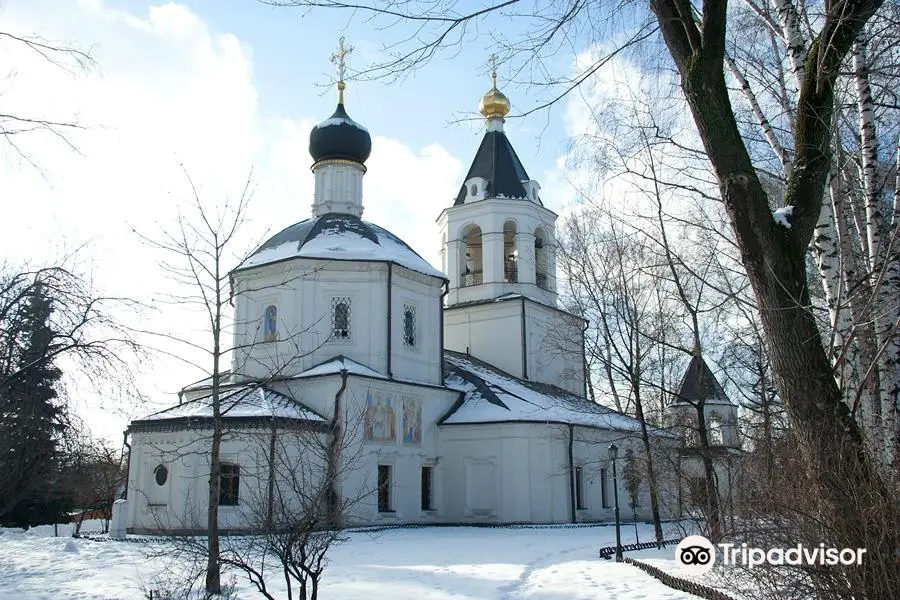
left=479, top=69, right=510, bottom=119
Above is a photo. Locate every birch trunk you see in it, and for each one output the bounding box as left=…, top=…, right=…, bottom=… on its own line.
left=725, top=51, right=790, bottom=176
left=809, top=173, right=849, bottom=362
left=852, top=39, right=881, bottom=273
left=772, top=0, right=808, bottom=87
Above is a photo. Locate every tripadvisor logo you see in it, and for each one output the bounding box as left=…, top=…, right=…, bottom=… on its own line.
left=675, top=535, right=716, bottom=576
left=675, top=535, right=867, bottom=575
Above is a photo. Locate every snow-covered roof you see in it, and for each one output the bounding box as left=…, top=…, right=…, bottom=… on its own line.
left=295, top=355, right=387, bottom=380
left=237, top=213, right=445, bottom=279
left=133, top=385, right=326, bottom=425
left=313, top=115, right=369, bottom=133
left=441, top=351, right=669, bottom=435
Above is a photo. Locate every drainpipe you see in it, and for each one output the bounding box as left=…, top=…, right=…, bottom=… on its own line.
left=327, top=369, right=349, bottom=527
left=121, top=430, right=132, bottom=500
left=568, top=424, right=576, bottom=524
left=581, top=318, right=589, bottom=399
left=520, top=296, right=528, bottom=379
left=266, top=415, right=276, bottom=529
left=387, top=264, right=393, bottom=378
left=439, top=281, right=448, bottom=379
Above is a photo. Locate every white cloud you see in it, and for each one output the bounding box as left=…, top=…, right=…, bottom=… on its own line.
left=0, top=0, right=462, bottom=441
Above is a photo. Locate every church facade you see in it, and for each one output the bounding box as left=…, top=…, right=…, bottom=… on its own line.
left=119, top=62, right=681, bottom=534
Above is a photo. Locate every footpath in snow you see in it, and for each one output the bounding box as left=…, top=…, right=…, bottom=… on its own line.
left=0, top=522, right=715, bottom=599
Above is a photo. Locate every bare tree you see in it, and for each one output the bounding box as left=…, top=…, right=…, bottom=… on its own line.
left=64, top=433, right=124, bottom=534
left=216, top=387, right=370, bottom=600
left=0, top=262, right=139, bottom=521
left=135, top=170, right=332, bottom=594
left=0, top=28, right=95, bottom=167
left=135, top=172, right=257, bottom=594
left=267, top=1, right=897, bottom=594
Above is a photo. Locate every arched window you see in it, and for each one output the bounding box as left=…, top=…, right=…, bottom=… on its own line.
left=459, top=224, right=483, bottom=287
left=535, top=227, right=550, bottom=290
left=403, top=305, right=416, bottom=347
left=332, top=298, right=351, bottom=339
left=707, top=413, right=724, bottom=446
left=470, top=184, right=478, bottom=197
left=219, top=463, right=240, bottom=506
left=263, top=305, right=277, bottom=342
left=503, top=220, right=518, bottom=283
left=154, top=464, right=168, bottom=486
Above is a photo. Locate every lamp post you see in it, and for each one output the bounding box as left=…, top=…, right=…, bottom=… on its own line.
left=608, top=443, right=623, bottom=562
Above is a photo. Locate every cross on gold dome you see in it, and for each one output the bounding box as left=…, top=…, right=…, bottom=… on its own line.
left=330, top=36, right=353, bottom=103
left=479, top=53, right=510, bottom=119
left=489, top=53, right=499, bottom=89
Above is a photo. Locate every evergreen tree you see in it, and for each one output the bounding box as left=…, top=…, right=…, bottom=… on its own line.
left=0, top=283, right=70, bottom=527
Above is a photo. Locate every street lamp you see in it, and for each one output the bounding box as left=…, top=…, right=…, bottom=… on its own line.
left=608, top=443, right=623, bottom=562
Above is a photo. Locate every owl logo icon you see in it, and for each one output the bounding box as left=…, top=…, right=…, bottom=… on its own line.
left=675, top=535, right=716, bottom=576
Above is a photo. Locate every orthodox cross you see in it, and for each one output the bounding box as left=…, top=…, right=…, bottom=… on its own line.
left=330, top=36, right=353, bottom=102
left=489, top=53, right=499, bottom=89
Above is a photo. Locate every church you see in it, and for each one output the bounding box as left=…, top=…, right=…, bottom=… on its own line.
left=118, top=49, right=684, bottom=534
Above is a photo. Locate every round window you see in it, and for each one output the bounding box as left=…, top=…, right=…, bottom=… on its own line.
left=154, top=465, right=168, bottom=486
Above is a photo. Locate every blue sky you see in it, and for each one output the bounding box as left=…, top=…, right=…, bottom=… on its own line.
left=0, top=0, right=592, bottom=440
left=99, top=0, right=574, bottom=180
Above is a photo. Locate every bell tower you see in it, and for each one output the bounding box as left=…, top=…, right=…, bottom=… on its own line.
left=437, top=57, right=559, bottom=308
left=438, top=63, right=586, bottom=397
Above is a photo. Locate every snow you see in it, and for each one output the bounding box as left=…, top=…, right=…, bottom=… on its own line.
left=136, top=385, right=325, bottom=423
left=242, top=226, right=445, bottom=279
left=773, top=206, right=793, bottom=229
left=0, top=522, right=713, bottom=599
left=443, top=353, right=671, bottom=436
left=296, top=356, right=388, bottom=380
left=313, top=116, right=369, bottom=132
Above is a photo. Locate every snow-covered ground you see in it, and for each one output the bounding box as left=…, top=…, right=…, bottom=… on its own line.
left=0, top=522, right=714, bottom=599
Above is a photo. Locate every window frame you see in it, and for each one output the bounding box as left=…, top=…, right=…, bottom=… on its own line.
left=600, top=467, right=611, bottom=509
left=402, top=304, right=417, bottom=348
left=574, top=466, right=585, bottom=510
left=421, top=465, right=434, bottom=511
left=377, top=464, right=393, bottom=513
left=154, top=464, right=169, bottom=487
left=219, top=463, right=240, bottom=507
left=331, top=297, right=352, bottom=341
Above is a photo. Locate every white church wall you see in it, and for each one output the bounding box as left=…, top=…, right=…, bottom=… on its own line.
left=443, top=301, right=524, bottom=378
left=126, top=427, right=306, bottom=533
left=232, top=261, right=389, bottom=379
left=523, top=302, right=586, bottom=397
left=389, top=269, right=444, bottom=386
left=438, top=423, right=572, bottom=524
left=526, top=425, right=570, bottom=523
left=232, top=259, right=444, bottom=385
left=277, top=374, right=457, bottom=526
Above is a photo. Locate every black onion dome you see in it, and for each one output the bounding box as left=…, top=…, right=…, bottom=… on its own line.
left=309, top=103, right=372, bottom=165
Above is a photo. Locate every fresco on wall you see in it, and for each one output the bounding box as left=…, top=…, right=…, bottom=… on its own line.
left=364, top=391, right=396, bottom=442
left=402, top=397, right=422, bottom=444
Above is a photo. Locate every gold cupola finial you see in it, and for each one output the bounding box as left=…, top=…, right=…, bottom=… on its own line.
left=479, top=54, right=511, bottom=119
left=330, top=36, right=354, bottom=104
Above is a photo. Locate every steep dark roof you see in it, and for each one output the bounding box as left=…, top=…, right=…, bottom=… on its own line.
left=674, top=354, right=731, bottom=406
left=453, top=131, right=533, bottom=206
left=237, top=213, right=444, bottom=278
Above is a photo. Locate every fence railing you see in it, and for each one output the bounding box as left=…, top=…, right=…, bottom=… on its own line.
left=460, top=271, right=483, bottom=287
left=624, top=557, right=737, bottom=600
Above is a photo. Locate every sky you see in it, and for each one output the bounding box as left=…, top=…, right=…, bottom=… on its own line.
left=0, top=0, right=598, bottom=443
